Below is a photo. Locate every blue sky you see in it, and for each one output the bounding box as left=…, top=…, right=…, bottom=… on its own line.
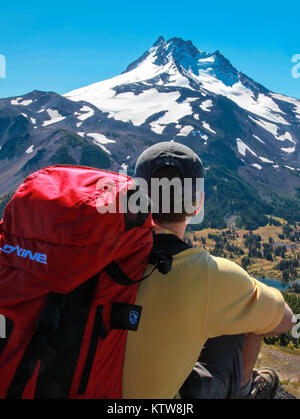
left=0, top=0, right=299, bottom=99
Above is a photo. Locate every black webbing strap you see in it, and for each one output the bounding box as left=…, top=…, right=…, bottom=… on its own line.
left=104, top=233, right=192, bottom=286
left=110, top=302, right=142, bottom=332
left=77, top=302, right=143, bottom=395
left=151, top=233, right=192, bottom=256
left=6, top=274, right=99, bottom=399
left=104, top=262, right=140, bottom=286
left=5, top=293, right=67, bottom=399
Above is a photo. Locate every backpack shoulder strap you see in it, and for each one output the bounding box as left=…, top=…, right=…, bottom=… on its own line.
left=104, top=233, right=192, bottom=287
left=151, top=233, right=192, bottom=256
left=145, top=233, right=192, bottom=275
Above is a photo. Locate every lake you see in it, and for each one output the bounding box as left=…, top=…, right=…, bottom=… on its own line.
left=257, top=277, right=290, bottom=291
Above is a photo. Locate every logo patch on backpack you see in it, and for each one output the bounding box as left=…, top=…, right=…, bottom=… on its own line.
left=110, top=303, right=142, bottom=332
left=129, top=310, right=139, bottom=326
left=0, top=244, right=47, bottom=265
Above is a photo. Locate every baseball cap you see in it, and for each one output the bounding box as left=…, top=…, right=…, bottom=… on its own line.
left=135, top=141, right=204, bottom=182
left=134, top=142, right=205, bottom=224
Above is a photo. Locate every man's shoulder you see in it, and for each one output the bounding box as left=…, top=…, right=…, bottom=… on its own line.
left=174, top=247, right=252, bottom=287
left=210, top=255, right=249, bottom=276
left=208, top=255, right=255, bottom=290
left=180, top=248, right=246, bottom=274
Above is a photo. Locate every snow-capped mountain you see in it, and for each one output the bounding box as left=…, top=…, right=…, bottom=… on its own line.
left=65, top=36, right=300, bottom=193
left=67, top=36, right=292, bottom=127
left=0, top=36, right=300, bottom=224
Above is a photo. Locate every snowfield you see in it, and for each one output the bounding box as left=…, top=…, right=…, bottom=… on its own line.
left=236, top=138, right=257, bottom=157
left=42, top=109, right=66, bottom=126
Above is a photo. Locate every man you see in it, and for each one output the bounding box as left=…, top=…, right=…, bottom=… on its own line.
left=122, top=142, right=296, bottom=399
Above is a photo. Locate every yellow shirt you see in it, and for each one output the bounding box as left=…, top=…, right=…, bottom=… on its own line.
left=122, top=231, right=285, bottom=399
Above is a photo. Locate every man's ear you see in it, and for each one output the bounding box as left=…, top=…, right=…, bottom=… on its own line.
left=193, top=191, right=205, bottom=216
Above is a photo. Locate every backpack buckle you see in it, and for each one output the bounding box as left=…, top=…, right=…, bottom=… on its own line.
left=156, top=252, right=173, bottom=275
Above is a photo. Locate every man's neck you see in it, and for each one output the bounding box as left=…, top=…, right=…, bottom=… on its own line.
left=155, top=221, right=187, bottom=240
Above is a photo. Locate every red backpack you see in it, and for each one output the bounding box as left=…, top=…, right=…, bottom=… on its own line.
left=0, top=165, right=174, bottom=399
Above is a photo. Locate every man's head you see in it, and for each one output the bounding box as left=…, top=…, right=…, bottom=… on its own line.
left=135, top=142, right=204, bottom=226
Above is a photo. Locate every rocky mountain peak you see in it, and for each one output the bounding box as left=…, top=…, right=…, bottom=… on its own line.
left=124, top=36, right=240, bottom=85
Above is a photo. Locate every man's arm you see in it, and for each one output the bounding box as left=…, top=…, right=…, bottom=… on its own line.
left=205, top=259, right=288, bottom=338
left=260, top=302, right=296, bottom=337
left=241, top=303, right=296, bottom=388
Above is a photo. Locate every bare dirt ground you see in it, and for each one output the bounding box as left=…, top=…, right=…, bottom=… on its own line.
left=256, top=344, right=300, bottom=399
